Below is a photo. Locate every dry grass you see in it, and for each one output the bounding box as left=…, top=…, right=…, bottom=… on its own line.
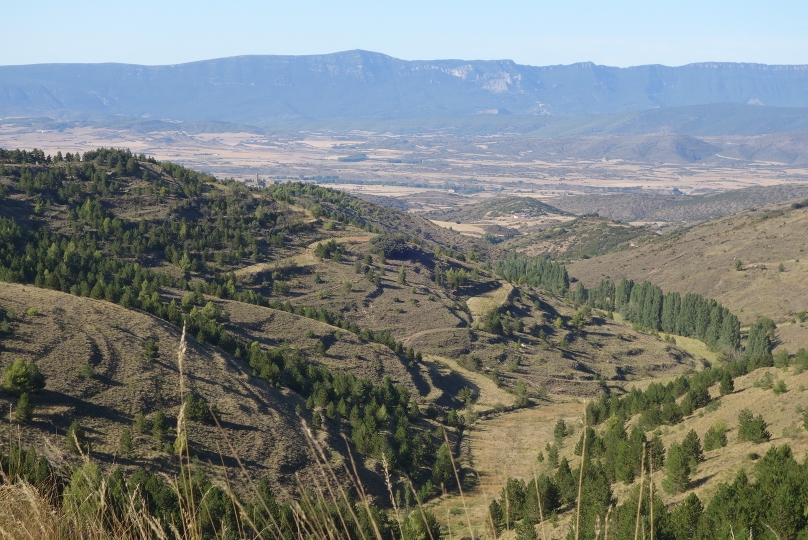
left=429, top=402, right=587, bottom=539
left=466, top=282, right=513, bottom=324
left=423, top=355, right=516, bottom=412
left=611, top=312, right=718, bottom=365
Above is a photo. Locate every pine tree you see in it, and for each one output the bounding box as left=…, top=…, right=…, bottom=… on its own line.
left=669, top=493, right=703, bottom=539
left=488, top=499, right=504, bottom=537
left=431, top=443, right=455, bottom=489
left=681, top=429, right=704, bottom=469
left=311, top=411, right=322, bottom=429
left=648, top=433, right=666, bottom=470
left=704, top=421, right=728, bottom=451
left=133, top=411, right=148, bottom=434
left=745, top=318, right=774, bottom=368
left=554, top=457, right=576, bottom=504
left=553, top=418, right=567, bottom=447
left=2, top=358, right=46, bottom=394
left=719, top=372, right=734, bottom=395
left=515, top=516, right=537, bottom=540
left=397, top=265, right=406, bottom=285
left=15, top=392, right=33, bottom=423
left=65, top=420, right=88, bottom=454
left=152, top=411, right=168, bottom=442
left=663, top=443, right=690, bottom=494
left=120, top=428, right=133, bottom=457
left=500, top=478, right=527, bottom=525
left=737, top=409, right=770, bottom=443
left=547, top=444, right=559, bottom=468
left=143, top=339, right=160, bottom=361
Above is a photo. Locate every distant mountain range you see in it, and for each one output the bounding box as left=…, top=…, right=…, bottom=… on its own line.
left=2, top=50, right=808, bottom=134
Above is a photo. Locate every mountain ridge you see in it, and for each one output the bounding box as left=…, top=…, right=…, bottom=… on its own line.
left=4, top=50, right=808, bottom=130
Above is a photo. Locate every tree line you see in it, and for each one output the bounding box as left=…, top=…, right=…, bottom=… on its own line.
left=494, top=253, right=745, bottom=352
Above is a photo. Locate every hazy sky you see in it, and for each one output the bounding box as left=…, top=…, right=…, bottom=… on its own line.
left=2, top=0, right=806, bottom=67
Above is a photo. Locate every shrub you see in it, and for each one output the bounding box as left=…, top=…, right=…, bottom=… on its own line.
left=370, top=234, right=411, bottom=259
left=773, top=348, right=790, bottom=367
left=2, top=358, right=46, bottom=394
left=25, top=307, right=38, bottom=317
left=704, top=421, right=729, bottom=451
left=143, top=339, right=160, bottom=361
left=79, top=363, right=94, bottom=379
left=754, top=371, right=774, bottom=390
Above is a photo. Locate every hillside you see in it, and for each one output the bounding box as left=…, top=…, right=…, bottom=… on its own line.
left=0, top=283, right=316, bottom=486
left=423, top=197, right=654, bottom=260
left=505, top=216, right=656, bottom=260
left=426, top=197, right=569, bottom=222
left=0, top=147, right=703, bottom=504
left=551, top=183, right=808, bottom=223
left=433, top=346, right=808, bottom=539
left=569, top=199, right=808, bottom=348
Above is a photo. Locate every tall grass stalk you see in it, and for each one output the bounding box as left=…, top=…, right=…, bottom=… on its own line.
left=574, top=406, right=587, bottom=540
left=174, top=325, right=200, bottom=540
left=532, top=467, right=547, bottom=540
left=403, top=475, right=437, bottom=540
left=442, top=430, right=473, bottom=540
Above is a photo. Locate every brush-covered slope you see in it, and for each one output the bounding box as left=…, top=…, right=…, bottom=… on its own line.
left=504, top=216, right=656, bottom=260
left=0, top=283, right=315, bottom=486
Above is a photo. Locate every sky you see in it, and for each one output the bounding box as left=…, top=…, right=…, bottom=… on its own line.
left=2, top=0, right=806, bottom=68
